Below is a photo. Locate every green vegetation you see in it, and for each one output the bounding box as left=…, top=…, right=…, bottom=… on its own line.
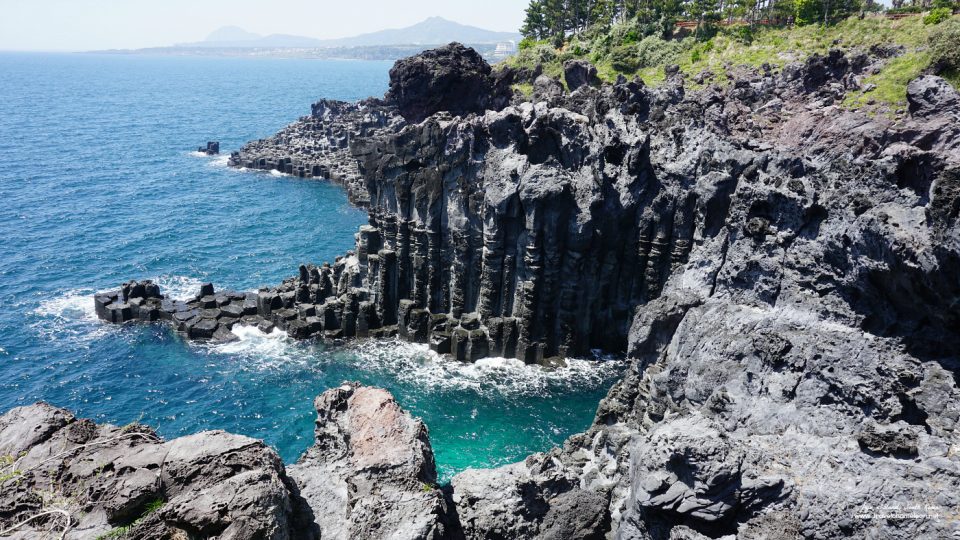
left=929, top=19, right=960, bottom=70
left=845, top=51, right=931, bottom=110
left=506, top=7, right=959, bottom=113
left=0, top=454, right=21, bottom=484
left=520, top=0, right=873, bottom=46
left=925, top=7, right=953, bottom=24
left=95, top=499, right=165, bottom=540
left=0, top=469, right=22, bottom=483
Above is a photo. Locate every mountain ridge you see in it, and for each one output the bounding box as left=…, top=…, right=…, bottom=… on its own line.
left=177, top=17, right=520, bottom=49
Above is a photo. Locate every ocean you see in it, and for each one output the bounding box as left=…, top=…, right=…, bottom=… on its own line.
left=0, top=52, right=621, bottom=481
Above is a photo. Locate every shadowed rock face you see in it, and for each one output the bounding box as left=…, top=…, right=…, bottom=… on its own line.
left=386, top=42, right=512, bottom=123
left=86, top=43, right=960, bottom=538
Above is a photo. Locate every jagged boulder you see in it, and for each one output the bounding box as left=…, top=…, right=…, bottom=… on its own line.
left=0, top=403, right=316, bottom=539
left=385, top=42, right=509, bottom=122
left=289, top=383, right=451, bottom=540
left=533, top=74, right=564, bottom=101
left=563, top=59, right=600, bottom=91
left=906, top=74, right=960, bottom=118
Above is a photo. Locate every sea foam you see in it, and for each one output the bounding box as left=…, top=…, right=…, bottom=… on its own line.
left=347, top=339, right=625, bottom=397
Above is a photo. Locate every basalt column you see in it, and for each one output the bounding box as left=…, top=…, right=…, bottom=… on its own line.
left=513, top=204, right=545, bottom=364
left=376, top=249, right=399, bottom=326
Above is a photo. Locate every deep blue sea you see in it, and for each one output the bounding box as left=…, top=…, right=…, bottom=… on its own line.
left=0, top=53, right=621, bottom=481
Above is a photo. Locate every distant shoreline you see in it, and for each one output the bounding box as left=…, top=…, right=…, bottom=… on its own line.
left=89, top=43, right=514, bottom=62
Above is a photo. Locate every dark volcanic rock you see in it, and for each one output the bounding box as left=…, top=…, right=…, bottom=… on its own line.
left=100, top=44, right=960, bottom=539
left=563, top=59, right=600, bottom=91
left=198, top=141, right=220, bottom=155
left=385, top=42, right=510, bottom=122
left=907, top=74, right=960, bottom=117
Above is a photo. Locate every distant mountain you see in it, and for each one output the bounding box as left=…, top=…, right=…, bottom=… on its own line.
left=179, top=17, right=520, bottom=49
left=321, top=16, right=521, bottom=47
left=204, top=26, right=261, bottom=42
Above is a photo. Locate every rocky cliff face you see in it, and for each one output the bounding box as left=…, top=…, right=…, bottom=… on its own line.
left=86, top=42, right=960, bottom=538
left=439, top=61, right=960, bottom=538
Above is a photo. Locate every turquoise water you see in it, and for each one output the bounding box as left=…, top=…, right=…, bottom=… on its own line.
left=0, top=53, right=622, bottom=481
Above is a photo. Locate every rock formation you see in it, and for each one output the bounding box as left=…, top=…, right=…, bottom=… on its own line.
left=0, top=402, right=316, bottom=539
left=0, top=384, right=452, bottom=539
left=198, top=141, right=220, bottom=155
left=289, top=384, right=451, bottom=540
left=88, top=42, right=960, bottom=538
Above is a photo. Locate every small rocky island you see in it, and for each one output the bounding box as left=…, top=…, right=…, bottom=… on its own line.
left=59, top=40, right=960, bottom=538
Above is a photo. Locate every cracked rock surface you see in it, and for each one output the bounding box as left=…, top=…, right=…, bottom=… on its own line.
left=0, top=402, right=316, bottom=539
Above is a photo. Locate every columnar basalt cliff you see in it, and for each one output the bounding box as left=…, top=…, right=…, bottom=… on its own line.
left=85, top=42, right=960, bottom=538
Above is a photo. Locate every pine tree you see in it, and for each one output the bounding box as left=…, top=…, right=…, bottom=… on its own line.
left=521, top=0, right=549, bottom=39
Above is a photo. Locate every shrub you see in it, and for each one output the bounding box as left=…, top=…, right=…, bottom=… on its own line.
left=932, top=0, right=955, bottom=9
left=514, top=44, right=558, bottom=68
left=518, top=37, right=538, bottom=51
left=567, top=38, right=589, bottom=56
left=929, top=19, right=960, bottom=71
left=727, top=24, right=755, bottom=44
left=636, top=35, right=688, bottom=68
left=610, top=44, right=641, bottom=72
left=887, top=5, right=923, bottom=14
left=609, top=21, right=643, bottom=46
left=924, top=7, right=953, bottom=25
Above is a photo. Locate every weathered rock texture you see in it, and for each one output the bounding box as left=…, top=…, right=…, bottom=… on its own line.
left=289, top=384, right=451, bottom=540
left=440, top=63, right=960, bottom=538
left=0, top=402, right=316, bottom=539
left=93, top=43, right=960, bottom=538
left=0, top=384, right=452, bottom=539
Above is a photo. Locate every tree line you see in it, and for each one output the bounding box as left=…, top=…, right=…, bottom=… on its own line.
left=520, top=0, right=885, bottom=41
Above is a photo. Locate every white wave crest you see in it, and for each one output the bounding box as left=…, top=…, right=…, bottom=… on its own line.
left=203, top=328, right=622, bottom=398
left=269, top=169, right=290, bottom=177
left=34, top=287, right=99, bottom=322
left=208, top=154, right=231, bottom=168
left=153, top=275, right=204, bottom=301
left=32, top=287, right=110, bottom=343
left=206, top=324, right=294, bottom=359
left=346, top=339, right=624, bottom=397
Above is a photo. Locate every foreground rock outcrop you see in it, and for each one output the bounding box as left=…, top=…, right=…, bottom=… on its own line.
left=0, top=402, right=316, bottom=538
left=92, top=41, right=959, bottom=538
left=289, top=384, right=451, bottom=540
left=0, top=384, right=451, bottom=539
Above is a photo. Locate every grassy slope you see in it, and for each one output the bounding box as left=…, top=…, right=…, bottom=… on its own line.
left=505, top=14, right=959, bottom=113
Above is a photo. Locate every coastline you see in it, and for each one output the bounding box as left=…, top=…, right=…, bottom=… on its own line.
left=4, top=39, right=959, bottom=539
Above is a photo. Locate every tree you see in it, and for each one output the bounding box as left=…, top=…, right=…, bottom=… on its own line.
left=522, top=0, right=549, bottom=39
left=688, top=0, right=721, bottom=37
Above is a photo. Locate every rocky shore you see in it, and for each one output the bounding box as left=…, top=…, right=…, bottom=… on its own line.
left=78, top=40, right=960, bottom=538
left=0, top=384, right=451, bottom=539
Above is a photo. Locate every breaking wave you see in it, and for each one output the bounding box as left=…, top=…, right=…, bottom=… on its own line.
left=204, top=325, right=625, bottom=398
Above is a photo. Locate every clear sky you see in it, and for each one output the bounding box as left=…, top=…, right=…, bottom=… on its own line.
left=0, top=0, right=528, bottom=52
